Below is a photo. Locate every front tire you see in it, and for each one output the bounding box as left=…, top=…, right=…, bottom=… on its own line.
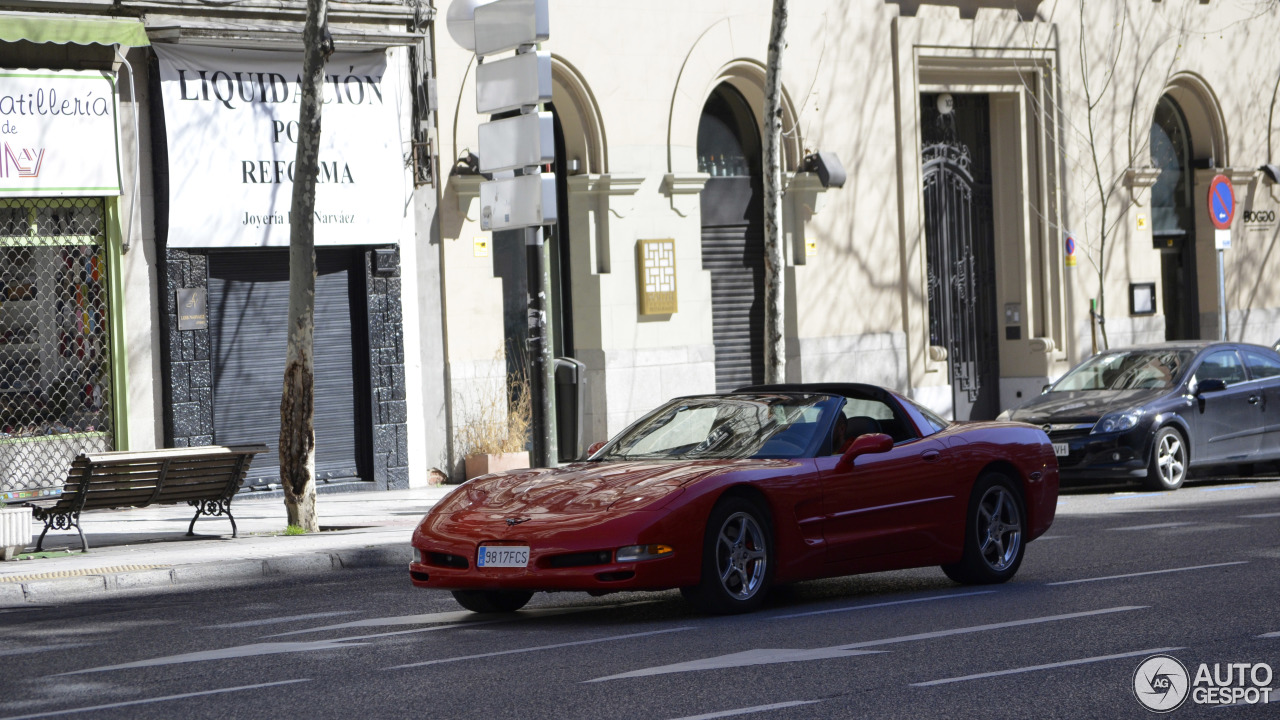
left=1144, top=426, right=1187, bottom=491
left=451, top=589, right=533, bottom=613
left=681, top=496, right=773, bottom=614
left=942, top=473, right=1026, bottom=585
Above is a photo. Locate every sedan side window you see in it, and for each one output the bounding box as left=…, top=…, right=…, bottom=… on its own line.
left=1243, top=350, right=1280, bottom=380
left=1193, top=350, right=1247, bottom=387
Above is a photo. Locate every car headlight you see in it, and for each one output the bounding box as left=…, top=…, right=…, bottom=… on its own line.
left=616, top=544, right=674, bottom=562
left=1092, top=409, right=1143, bottom=434
left=995, top=409, right=1012, bottom=421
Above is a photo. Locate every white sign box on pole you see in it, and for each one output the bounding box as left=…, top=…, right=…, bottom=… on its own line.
left=473, top=0, right=549, bottom=56
left=476, top=50, right=551, bottom=115
left=480, top=173, right=556, bottom=230
left=478, top=111, right=553, bottom=173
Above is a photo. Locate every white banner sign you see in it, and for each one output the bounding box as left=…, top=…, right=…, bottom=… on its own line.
left=155, top=45, right=410, bottom=248
left=0, top=69, right=121, bottom=196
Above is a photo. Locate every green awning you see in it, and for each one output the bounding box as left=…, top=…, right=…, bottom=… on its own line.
left=0, top=12, right=150, bottom=48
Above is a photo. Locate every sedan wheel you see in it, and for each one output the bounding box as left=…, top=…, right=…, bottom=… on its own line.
left=1144, top=426, right=1186, bottom=491
left=942, top=473, right=1026, bottom=585
left=682, top=497, right=773, bottom=614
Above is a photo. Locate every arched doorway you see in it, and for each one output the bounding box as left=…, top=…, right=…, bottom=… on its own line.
left=921, top=93, right=999, bottom=421
left=1150, top=95, right=1199, bottom=341
left=698, top=84, right=764, bottom=391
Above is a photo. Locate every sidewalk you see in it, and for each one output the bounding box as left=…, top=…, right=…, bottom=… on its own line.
left=0, top=485, right=454, bottom=606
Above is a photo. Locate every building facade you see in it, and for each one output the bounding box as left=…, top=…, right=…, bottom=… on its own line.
left=0, top=0, right=449, bottom=499
left=434, top=0, right=1280, bottom=461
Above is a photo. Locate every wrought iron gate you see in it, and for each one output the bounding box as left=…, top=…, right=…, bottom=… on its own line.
left=921, top=94, right=1000, bottom=420
left=0, top=198, right=114, bottom=500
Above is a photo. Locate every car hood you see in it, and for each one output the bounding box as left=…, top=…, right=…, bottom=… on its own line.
left=436, top=459, right=786, bottom=515
left=1009, top=388, right=1167, bottom=424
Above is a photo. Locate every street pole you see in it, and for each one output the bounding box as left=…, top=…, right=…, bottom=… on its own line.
left=1218, top=248, right=1227, bottom=341
left=525, top=225, right=557, bottom=467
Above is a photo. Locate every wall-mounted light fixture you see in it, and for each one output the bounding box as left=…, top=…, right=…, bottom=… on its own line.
left=1261, top=164, right=1280, bottom=183
left=802, top=151, right=846, bottom=189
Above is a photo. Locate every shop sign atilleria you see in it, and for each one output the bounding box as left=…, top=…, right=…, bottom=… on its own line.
left=0, top=69, right=121, bottom=197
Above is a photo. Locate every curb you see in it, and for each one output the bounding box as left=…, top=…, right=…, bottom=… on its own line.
left=0, top=544, right=413, bottom=606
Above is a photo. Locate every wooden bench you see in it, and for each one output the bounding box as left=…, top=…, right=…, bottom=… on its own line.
left=29, top=444, right=268, bottom=552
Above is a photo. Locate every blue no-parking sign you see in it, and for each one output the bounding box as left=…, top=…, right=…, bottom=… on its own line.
left=1209, top=174, right=1235, bottom=230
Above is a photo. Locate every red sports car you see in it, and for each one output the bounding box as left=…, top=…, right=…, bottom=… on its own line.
left=410, top=383, right=1059, bottom=614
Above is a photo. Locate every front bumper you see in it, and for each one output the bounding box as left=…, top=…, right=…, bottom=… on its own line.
left=1050, top=428, right=1150, bottom=480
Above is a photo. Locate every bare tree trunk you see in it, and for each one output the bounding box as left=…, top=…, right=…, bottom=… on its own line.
left=280, top=0, right=333, bottom=532
left=763, top=0, right=788, bottom=384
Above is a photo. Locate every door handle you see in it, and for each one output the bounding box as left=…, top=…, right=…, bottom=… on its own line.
left=1248, top=395, right=1260, bottom=405
left=921, top=450, right=941, bottom=463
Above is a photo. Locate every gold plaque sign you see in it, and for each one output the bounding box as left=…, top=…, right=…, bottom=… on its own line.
left=637, top=239, right=678, bottom=315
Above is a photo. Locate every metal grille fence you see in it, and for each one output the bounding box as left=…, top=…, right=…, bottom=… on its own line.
left=0, top=198, right=113, bottom=500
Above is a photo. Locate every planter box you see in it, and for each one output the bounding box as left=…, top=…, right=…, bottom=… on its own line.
left=464, top=451, right=530, bottom=481
left=1, top=506, right=32, bottom=560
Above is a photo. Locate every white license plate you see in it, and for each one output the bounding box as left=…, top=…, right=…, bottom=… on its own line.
left=478, top=546, right=529, bottom=568
left=1053, top=443, right=1070, bottom=457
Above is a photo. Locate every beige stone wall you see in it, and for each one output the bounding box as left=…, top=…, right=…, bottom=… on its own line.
left=433, top=0, right=1280, bottom=430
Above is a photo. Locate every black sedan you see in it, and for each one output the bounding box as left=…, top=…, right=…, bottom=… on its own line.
left=1001, top=342, right=1280, bottom=490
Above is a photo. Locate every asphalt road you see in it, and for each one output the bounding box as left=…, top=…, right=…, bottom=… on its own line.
left=2, top=478, right=1278, bottom=720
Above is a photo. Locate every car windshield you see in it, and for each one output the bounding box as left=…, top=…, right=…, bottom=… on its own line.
left=594, top=394, right=833, bottom=461
left=1051, top=349, right=1195, bottom=392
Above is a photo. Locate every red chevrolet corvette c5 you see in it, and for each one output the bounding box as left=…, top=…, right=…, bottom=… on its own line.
left=410, top=383, right=1059, bottom=614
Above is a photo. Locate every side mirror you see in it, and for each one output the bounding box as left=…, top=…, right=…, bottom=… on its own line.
left=1195, top=378, right=1226, bottom=396
left=586, top=441, right=607, bottom=456
left=1041, top=384, right=1051, bottom=395
left=834, top=432, right=894, bottom=472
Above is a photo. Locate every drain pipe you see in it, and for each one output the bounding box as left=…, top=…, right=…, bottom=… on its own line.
left=114, top=44, right=141, bottom=254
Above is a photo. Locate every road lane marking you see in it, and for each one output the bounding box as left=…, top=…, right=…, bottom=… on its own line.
left=587, top=606, right=1144, bottom=682
left=59, top=640, right=365, bottom=675
left=1035, top=535, right=1070, bottom=540
left=1200, top=485, right=1256, bottom=493
left=207, top=611, right=360, bottom=629
left=266, top=600, right=658, bottom=637
left=1108, top=522, right=1195, bottom=532
left=1108, top=493, right=1165, bottom=501
left=0, top=679, right=310, bottom=720
left=1048, top=561, right=1249, bottom=586
left=0, top=644, right=93, bottom=658
left=834, top=606, right=1145, bottom=650
left=1240, top=512, right=1280, bottom=519
left=667, top=700, right=823, bottom=719
left=1260, top=631, right=1280, bottom=638
left=910, top=647, right=1183, bottom=686
left=385, top=627, right=697, bottom=670
left=770, top=590, right=995, bottom=620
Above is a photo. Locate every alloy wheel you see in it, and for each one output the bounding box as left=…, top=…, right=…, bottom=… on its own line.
left=715, top=511, right=768, bottom=601
left=1156, top=432, right=1186, bottom=487
left=976, top=485, right=1022, bottom=572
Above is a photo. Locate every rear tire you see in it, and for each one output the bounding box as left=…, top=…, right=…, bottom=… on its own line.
left=1143, top=426, right=1187, bottom=491
left=942, top=473, right=1026, bottom=585
left=451, top=589, right=533, bottom=613
left=681, top=496, right=773, bottom=614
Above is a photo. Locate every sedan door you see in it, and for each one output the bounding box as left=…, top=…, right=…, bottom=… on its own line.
left=818, top=435, right=956, bottom=564
left=1243, top=349, right=1280, bottom=461
left=1190, top=349, right=1261, bottom=464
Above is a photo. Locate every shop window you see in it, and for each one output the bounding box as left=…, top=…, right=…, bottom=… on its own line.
left=0, top=198, right=113, bottom=500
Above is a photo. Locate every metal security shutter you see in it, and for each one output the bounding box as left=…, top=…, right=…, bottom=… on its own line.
left=208, top=250, right=362, bottom=485
left=701, top=177, right=764, bottom=392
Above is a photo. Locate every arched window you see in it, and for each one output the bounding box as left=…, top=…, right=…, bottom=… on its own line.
left=1150, top=96, right=1193, bottom=236
left=697, top=87, right=760, bottom=178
